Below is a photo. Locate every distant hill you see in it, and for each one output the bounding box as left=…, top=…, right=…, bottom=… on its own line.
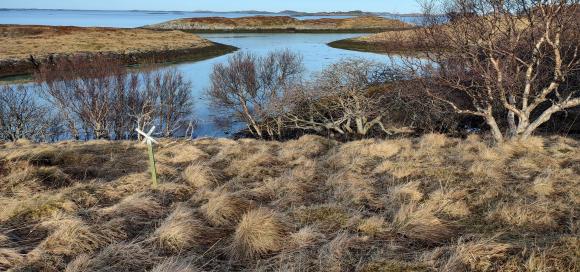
left=0, top=8, right=425, bottom=17
left=144, top=15, right=416, bottom=33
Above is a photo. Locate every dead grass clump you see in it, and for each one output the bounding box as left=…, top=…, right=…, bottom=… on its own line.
left=373, top=160, right=418, bottom=178
left=327, top=171, right=378, bottom=207
left=31, top=215, right=125, bottom=258
left=150, top=257, right=200, bottom=272
left=293, top=205, right=350, bottom=233
left=522, top=237, right=579, bottom=271
left=392, top=203, right=454, bottom=244
left=227, top=151, right=283, bottom=181
left=532, top=172, right=555, bottom=197
left=317, top=232, right=362, bottom=272
left=357, top=216, right=392, bottom=237
left=153, top=182, right=194, bottom=205
left=33, top=167, right=73, bottom=189
left=362, top=140, right=403, bottom=159
left=288, top=226, right=324, bottom=249
left=424, top=189, right=470, bottom=218
left=419, top=133, right=448, bottom=149
left=98, top=193, right=164, bottom=236
left=182, top=163, right=222, bottom=189
left=0, top=193, right=77, bottom=225
left=230, top=208, right=289, bottom=260
left=279, top=135, right=333, bottom=161
left=0, top=248, right=24, bottom=270
left=487, top=201, right=558, bottom=231
left=423, top=237, right=512, bottom=271
left=64, top=242, right=159, bottom=272
left=61, top=183, right=117, bottom=208
left=151, top=204, right=204, bottom=253
left=359, top=259, right=430, bottom=272
left=156, top=143, right=209, bottom=165
left=201, top=193, right=254, bottom=227
left=100, top=193, right=163, bottom=220
left=387, top=181, right=424, bottom=204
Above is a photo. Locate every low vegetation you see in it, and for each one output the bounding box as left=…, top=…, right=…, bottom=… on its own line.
left=0, top=134, right=578, bottom=271
left=0, top=56, right=195, bottom=142
left=145, top=15, right=415, bottom=33
left=0, top=25, right=237, bottom=77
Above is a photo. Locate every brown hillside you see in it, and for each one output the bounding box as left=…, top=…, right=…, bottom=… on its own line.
left=145, top=15, right=414, bottom=32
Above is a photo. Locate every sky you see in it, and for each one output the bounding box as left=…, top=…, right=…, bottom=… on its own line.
left=0, top=0, right=421, bottom=13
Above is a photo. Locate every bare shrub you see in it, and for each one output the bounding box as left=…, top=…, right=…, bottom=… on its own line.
left=0, top=85, right=58, bottom=142
left=418, top=0, right=580, bottom=142
left=207, top=50, right=303, bottom=139
left=36, top=56, right=194, bottom=140
left=281, top=59, right=395, bottom=138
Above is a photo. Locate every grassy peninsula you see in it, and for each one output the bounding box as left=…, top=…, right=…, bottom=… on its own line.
left=0, top=25, right=237, bottom=78
left=0, top=134, right=578, bottom=271
left=328, top=28, right=434, bottom=55
left=144, top=15, right=414, bottom=33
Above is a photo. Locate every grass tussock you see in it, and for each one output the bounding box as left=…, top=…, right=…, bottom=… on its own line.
left=150, top=204, right=204, bottom=253
left=230, top=208, right=290, bottom=260
left=0, top=135, right=578, bottom=271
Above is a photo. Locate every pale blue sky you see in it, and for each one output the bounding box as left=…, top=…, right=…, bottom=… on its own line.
left=1, top=0, right=421, bottom=13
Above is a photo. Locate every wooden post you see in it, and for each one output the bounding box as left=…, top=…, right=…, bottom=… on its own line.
left=147, top=142, right=158, bottom=188
left=136, top=126, right=159, bottom=189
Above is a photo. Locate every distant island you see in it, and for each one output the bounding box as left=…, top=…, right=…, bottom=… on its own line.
left=0, top=25, right=237, bottom=78
left=0, top=8, right=426, bottom=17
left=144, top=15, right=416, bottom=33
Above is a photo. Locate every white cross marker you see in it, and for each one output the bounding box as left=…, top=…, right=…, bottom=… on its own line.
left=136, top=126, right=159, bottom=145
left=136, top=126, right=159, bottom=188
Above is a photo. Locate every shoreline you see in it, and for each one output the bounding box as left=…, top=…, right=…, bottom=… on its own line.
left=160, top=27, right=415, bottom=34
left=0, top=42, right=238, bottom=80
left=144, top=15, right=415, bottom=34
left=327, top=37, right=429, bottom=57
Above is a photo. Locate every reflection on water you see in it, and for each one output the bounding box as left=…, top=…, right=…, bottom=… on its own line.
left=175, top=33, right=399, bottom=137
left=0, top=10, right=407, bottom=137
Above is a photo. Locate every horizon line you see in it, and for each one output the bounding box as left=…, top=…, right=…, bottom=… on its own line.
left=0, top=8, right=424, bottom=15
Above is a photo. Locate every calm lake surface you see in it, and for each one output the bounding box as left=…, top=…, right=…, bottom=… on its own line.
left=1, top=9, right=402, bottom=137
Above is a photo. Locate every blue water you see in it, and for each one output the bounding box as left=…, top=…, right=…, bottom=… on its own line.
left=184, top=33, right=400, bottom=137
left=0, top=9, right=405, bottom=137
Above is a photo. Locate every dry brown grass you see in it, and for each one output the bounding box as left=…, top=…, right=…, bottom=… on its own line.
left=147, top=16, right=413, bottom=31
left=201, top=192, right=254, bottom=227
left=0, top=135, right=578, bottom=271
left=0, top=25, right=213, bottom=60
left=230, top=208, right=290, bottom=260
left=150, top=204, right=204, bottom=253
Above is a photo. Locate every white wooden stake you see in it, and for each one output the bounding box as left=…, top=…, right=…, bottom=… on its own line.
left=136, top=126, right=159, bottom=188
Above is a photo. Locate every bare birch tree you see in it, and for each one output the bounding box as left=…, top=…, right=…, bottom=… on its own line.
left=0, top=85, right=55, bottom=142
left=418, top=0, right=580, bottom=142
left=206, top=50, right=303, bottom=139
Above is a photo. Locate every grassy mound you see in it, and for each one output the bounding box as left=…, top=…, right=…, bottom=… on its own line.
left=0, top=135, right=578, bottom=271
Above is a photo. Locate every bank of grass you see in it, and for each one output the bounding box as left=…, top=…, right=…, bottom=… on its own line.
left=0, top=135, right=578, bottom=271
left=0, top=25, right=238, bottom=78
left=145, top=15, right=415, bottom=33
left=328, top=28, right=436, bottom=55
